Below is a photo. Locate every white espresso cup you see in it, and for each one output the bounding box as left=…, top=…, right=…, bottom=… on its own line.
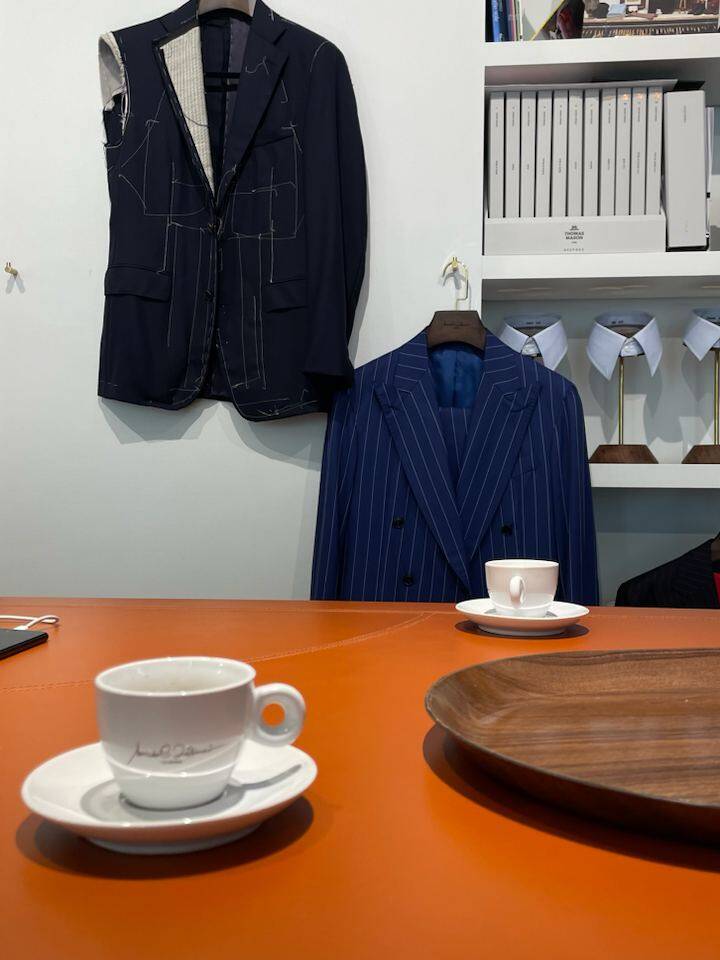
left=95, top=656, right=305, bottom=810
left=485, top=559, right=559, bottom=618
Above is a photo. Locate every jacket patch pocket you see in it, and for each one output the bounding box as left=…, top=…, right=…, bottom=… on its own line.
left=263, top=278, right=307, bottom=313
left=105, top=266, right=172, bottom=301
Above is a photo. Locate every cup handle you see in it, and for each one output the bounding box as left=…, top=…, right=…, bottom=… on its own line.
left=509, top=575, right=526, bottom=608
left=252, top=683, right=306, bottom=747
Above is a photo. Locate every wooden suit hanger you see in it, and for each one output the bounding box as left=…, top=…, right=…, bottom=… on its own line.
left=426, top=257, right=486, bottom=352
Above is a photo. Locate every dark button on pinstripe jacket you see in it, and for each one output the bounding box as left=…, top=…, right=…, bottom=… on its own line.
left=312, top=332, right=599, bottom=604
left=98, top=0, right=366, bottom=421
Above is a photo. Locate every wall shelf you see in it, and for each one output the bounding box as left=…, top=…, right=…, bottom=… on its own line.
left=591, top=464, right=720, bottom=488
left=482, top=251, right=720, bottom=300
left=484, top=35, right=720, bottom=103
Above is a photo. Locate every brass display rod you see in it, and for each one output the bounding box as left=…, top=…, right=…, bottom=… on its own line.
left=715, top=349, right=720, bottom=446
left=618, top=356, right=625, bottom=446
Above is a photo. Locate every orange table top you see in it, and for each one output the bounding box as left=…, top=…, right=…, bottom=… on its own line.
left=3, top=598, right=720, bottom=960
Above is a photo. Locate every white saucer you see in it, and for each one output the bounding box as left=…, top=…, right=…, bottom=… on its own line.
left=456, top=599, right=589, bottom=637
left=21, top=740, right=317, bottom=855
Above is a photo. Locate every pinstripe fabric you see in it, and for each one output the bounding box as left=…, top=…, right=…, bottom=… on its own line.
left=616, top=538, right=720, bottom=608
left=311, top=331, right=599, bottom=604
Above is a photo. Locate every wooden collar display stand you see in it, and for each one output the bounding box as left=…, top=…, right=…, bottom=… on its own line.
left=683, top=347, right=720, bottom=463
left=590, top=323, right=658, bottom=465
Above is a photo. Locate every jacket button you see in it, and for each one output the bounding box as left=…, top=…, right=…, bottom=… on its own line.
left=501, top=523, right=513, bottom=535
left=402, top=574, right=414, bottom=587
left=207, top=220, right=219, bottom=235
left=392, top=517, right=405, bottom=529
left=204, top=289, right=214, bottom=301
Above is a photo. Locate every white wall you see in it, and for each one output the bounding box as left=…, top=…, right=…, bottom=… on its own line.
left=1, top=2, right=718, bottom=604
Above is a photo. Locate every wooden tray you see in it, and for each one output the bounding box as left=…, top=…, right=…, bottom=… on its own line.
left=426, top=649, right=720, bottom=845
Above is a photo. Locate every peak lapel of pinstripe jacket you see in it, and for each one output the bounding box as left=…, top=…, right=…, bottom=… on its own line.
left=456, top=334, right=540, bottom=560
left=373, top=333, right=471, bottom=591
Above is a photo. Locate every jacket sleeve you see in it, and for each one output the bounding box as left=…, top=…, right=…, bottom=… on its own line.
left=311, top=387, right=357, bottom=599
left=302, top=43, right=367, bottom=389
left=557, top=383, right=599, bottom=605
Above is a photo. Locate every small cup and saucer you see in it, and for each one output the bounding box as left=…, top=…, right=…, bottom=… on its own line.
left=21, top=657, right=316, bottom=855
left=457, top=559, right=589, bottom=638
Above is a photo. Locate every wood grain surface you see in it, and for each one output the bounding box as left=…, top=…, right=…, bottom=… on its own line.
left=426, top=648, right=720, bottom=844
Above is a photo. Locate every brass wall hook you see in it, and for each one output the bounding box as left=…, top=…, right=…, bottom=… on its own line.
left=440, top=255, right=469, bottom=311
left=5, top=262, right=18, bottom=278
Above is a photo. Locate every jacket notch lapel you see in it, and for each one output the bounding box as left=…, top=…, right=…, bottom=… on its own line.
left=456, top=335, right=539, bottom=560
left=217, top=29, right=288, bottom=209
left=154, top=22, right=216, bottom=198
left=374, top=349, right=471, bottom=592
left=153, top=2, right=287, bottom=207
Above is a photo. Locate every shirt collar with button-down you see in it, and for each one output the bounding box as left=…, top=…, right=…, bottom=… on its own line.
left=587, top=311, right=662, bottom=381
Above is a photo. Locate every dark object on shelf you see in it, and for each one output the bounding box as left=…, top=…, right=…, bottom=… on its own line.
left=426, top=649, right=720, bottom=845
left=589, top=443, right=657, bottom=463
left=616, top=533, right=720, bottom=608
left=683, top=444, right=720, bottom=463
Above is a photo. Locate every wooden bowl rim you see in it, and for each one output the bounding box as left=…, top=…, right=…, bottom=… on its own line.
left=425, top=648, right=720, bottom=814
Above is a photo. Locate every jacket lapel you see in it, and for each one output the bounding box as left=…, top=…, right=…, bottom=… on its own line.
left=154, top=2, right=215, bottom=198
left=217, top=2, right=288, bottom=210
left=374, top=336, right=471, bottom=591
left=153, top=1, right=286, bottom=207
left=456, top=334, right=539, bottom=560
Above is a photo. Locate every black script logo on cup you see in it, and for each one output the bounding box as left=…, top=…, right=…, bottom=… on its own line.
left=126, top=742, right=227, bottom=765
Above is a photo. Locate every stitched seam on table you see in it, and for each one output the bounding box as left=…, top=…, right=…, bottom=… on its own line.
left=0, top=602, right=442, bottom=613
left=249, top=611, right=434, bottom=662
left=0, top=679, right=92, bottom=694
left=0, top=613, right=435, bottom=690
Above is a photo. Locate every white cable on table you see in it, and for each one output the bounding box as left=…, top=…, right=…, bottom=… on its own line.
left=0, top=615, right=61, bottom=631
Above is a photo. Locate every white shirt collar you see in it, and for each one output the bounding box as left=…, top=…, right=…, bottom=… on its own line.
left=683, top=309, right=720, bottom=361
left=497, top=315, right=568, bottom=371
left=587, top=312, right=662, bottom=381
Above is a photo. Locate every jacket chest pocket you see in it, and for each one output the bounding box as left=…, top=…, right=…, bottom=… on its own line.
left=230, top=132, right=300, bottom=242
left=510, top=441, right=536, bottom=479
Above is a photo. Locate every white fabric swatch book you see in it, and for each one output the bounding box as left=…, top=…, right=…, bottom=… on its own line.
left=520, top=91, right=536, bottom=218
left=567, top=88, right=583, bottom=217
left=599, top=88, right=617, bottom=216
left=551, top=89, right=568, bottom=217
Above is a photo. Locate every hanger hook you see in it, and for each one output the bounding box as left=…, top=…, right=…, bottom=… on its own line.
left=440, top=256, right=470, bottom=311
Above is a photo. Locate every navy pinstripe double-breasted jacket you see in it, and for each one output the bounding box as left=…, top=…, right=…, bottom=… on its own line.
left=311, top=332, right=599, bottom=604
